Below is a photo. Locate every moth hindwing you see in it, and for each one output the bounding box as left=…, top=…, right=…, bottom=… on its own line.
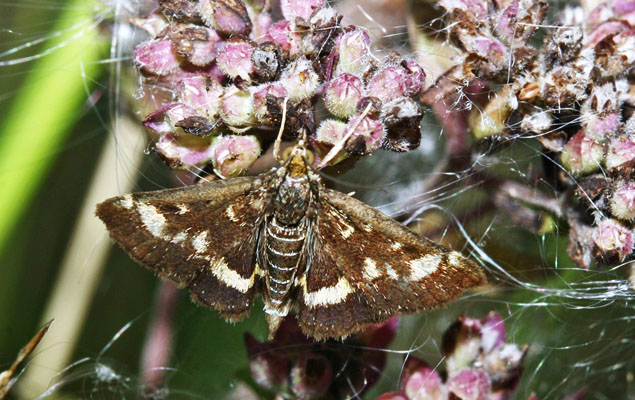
left=96, top=143, right=486, bottom=340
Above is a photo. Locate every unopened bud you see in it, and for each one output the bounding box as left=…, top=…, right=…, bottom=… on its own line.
left=366, top=65, right=410, bottom=103
left=610, top=180, right=635, bottom=221
left=324, top=73, right=363, bottom=118
left=135, top=40, right=180, bottom=75
left=561, top=130, right=604, bottom=175
left=280, top=0, right=324, bottom=22
left=593, top=218, right=633, bottom=263
left=220, top=86, right=256, bottom=129
left=335, top=30, right=372, bottom=76
left=154, top=134, right=215, bottom=169
left=279, top=58, right=320, bottom=102
left=212, top=135, right=261, bottom=177
left=200, top=0, right=252, bottom=36
left=217, top=38, right=255, bottom=81
left=252, top=83, right=288, bottom=123
left=344, top=114, right=385, bottom=156
left=447, top=369, right=492, bottom=400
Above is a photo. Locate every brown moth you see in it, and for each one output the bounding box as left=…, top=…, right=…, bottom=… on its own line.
left=96, top=141, right=485, bottom=340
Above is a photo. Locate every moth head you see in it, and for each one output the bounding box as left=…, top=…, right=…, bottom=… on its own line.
left=282, top=142, right=314, bottom=178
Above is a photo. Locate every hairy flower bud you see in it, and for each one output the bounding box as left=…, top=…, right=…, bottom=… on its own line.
left=200, top=0, right=252, bottom=36
left=324, top=73, right=363, bottom=118
left=447, top=369, right=492, bottom=400
left=605, top=133, right=635, bottom=174
left=217, top=38, right=255, bottom=81
left=561, top=130, right=604, bottom=175
left=178, top=76, right=223, bottom=121
left=265, top=20, right=302, bottom=56
left=593, top=218, right=633, bottom=263
left=610, top=180, right=635, bottom=220
left=252, top=83, right=288, bottom=123
left=211, top=134, right=261, bottom=177
left=135, top=40, right=180, bottom=75
left=289, top=355, right=332, bottom=399
left=344, top=114, right=385, bottom=156
left=154, top=134, right=215, bottom=169
left=334, top=30, right=372, bottom=76
left=402, top=362, right=448, bottom=400
left=220, top=86, right=256, bottom=129
left=280, top=0, right=324, bottom=22
left=366, top=65, right=410, bottom=103
left=279, top=58, right=320, bottom=102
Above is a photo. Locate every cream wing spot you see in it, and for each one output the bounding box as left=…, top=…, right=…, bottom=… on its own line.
left=120, top=194, right=134, bottom=209
left=211, top=257, right=255, bottom=293
left=177, top=204, right=189, bottom=215
left=171, top=231, right=188, bottom=244
left=409, top=254, right=442, bottom=281
left=390, top=242, right=402, bottom=250
left=363, top=258, right=381, bottom=280
left=385, top=264, right=399, bottom=280
left=192, top=231, right=210, bottom=253
left=137, top=202, right=167, bottom=239
left=303, top=276, right=354, bottom=307
left=225, top=204, right=239, bottom=222
left=448, top=251, right=464, bottom=267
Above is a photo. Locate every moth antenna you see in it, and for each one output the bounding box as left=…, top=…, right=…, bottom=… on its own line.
left=316, top=102, right=372, bottom=169
left=273, top=97, right=290, bottom=163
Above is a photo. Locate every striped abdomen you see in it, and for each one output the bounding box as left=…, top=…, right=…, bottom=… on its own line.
left=264, top=216, right=306, bottom=314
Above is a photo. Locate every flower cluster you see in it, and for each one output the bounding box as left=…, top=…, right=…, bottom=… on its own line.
left=131, top=0, right=426, bottom=176
left=377, top=312, right=527, bottom=400
left=432, top=0, right=634, bottom=269
left=245, top=316, right=398, bottom=399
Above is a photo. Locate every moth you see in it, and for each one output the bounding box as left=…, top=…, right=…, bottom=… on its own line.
left=97, top=141, right=485, bottom=340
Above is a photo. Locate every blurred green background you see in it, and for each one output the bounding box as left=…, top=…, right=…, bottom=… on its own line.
left=0, top=1, right=633, bottom=399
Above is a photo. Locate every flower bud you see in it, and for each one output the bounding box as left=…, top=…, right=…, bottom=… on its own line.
left=610, top=180, right=635, bottom=220
left=178, top=76, right=223, bottom=121
left=265, top=20, right=302, bottom=56
left=154, top=134, right=215, bottom=169
left=280, top=0, right=324, bottom=22
left=344, top=114, right=385, bottom=156
left=561, top=130, right=604, bottom=175
left=366, top=65, right=410, bottom=103
left=324, top=73, right=363, bottom=118
left=447, top=369, right=492, bottom=400
left=143, top=103, right=200, bottom=135
left=605, top=127, right=635, bottom=174
left=289, top=355, right=332, bottom=399
left=403, top=364, right=447, bottom=400
left=217, top=38, right=255, bottom=81
left=402, top=59, right=426, bottom=96
left=220, top=86, right=256, bottom=129
left=200, top=0, right=252, bottom=36
left=334, top=30, right=372, bottom=76
left=212, top=135, right=261, bottom=177
left=134, top=40, right=180, bottom=75
left=279, top=58, right=320, bottom=102
left=593, top=218, right=633, bottom=263
left=252, top=83, right=288, bottom=123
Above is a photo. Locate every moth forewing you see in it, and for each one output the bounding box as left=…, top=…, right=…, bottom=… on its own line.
left=293, top=188, right=486, bottom=339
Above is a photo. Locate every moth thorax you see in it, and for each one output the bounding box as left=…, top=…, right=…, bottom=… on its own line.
left=273, top=174, right=311, bottom=225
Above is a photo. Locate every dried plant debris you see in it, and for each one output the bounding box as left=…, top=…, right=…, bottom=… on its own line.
left=0, top=320, right=52, bottom=399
